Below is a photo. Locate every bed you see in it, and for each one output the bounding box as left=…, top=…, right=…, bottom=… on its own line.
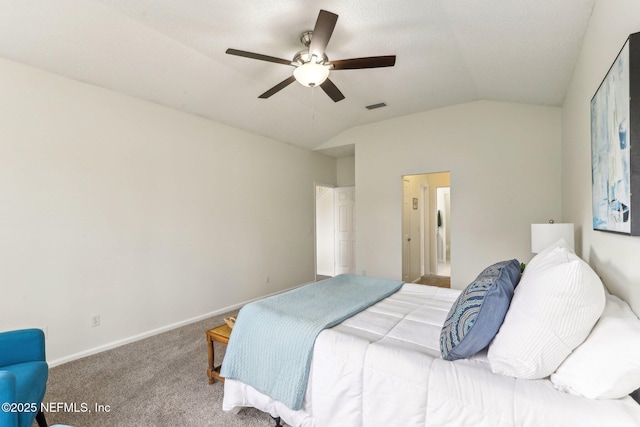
left=221, top=242, right=640, bottom=427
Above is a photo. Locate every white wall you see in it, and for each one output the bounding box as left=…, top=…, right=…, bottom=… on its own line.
left=321, top=101, right=562, bottom=289
left=0, top=58, right=336, bottom=362
left=562, top=0, right=640, bottom=314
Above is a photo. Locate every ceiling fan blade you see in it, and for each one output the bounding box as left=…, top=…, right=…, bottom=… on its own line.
left=329, top=55, right=396, bottom=70
left=226, top=48, right=292, bottom=66
left=308, top=10, right=338, bottom=60
left=258, top=76, right=297, bottom=99
left=320, top=78, right=345, bottom=102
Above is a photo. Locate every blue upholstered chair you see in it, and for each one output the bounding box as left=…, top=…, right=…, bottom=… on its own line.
left=0, top=329, right=48, bottom=427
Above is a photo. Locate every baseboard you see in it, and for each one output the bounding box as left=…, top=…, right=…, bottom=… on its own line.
left=48, top=282, right=309, bottom=367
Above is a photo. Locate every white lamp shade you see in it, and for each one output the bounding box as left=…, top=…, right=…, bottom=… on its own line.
left=531, top=223, right=575, bottom=253
left=293, top=62, right=330, bottom=87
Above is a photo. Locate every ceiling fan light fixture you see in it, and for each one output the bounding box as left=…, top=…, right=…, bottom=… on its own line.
left=293, top=62, right=330, bottom=87
left=225, top=10, right=395, bottom=101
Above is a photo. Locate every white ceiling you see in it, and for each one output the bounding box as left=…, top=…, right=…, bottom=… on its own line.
left=0, top=1, right=595, bottom=155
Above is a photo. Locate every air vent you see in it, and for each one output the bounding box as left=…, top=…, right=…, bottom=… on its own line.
left=366, top=102, right=387, bottom=110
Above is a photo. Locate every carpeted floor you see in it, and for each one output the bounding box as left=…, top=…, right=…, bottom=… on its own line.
left=41, top=312, right=288, bottom=427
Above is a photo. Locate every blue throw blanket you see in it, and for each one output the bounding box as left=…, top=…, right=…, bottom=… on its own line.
left=220, top=274, right=404, bottom=410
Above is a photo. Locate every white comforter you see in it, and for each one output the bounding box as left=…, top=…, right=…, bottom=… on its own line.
left=223, top=283, right=640, bottom=427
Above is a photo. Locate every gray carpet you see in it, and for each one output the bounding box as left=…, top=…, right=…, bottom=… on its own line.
left=41, top=312, right=289, bottom=427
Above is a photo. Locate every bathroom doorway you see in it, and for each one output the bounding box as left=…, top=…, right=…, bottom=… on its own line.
left=401, top=172, right=451, bottom=285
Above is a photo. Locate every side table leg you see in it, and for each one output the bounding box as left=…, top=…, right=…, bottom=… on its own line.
left=207, top=334, right=215, bottom=384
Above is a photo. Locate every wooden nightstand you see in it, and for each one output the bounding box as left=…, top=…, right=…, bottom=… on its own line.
left=206, top=324, right=232, bottom=384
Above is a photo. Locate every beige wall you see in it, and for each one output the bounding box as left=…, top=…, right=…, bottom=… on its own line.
left=0, top=58, right=336, bottom=362
left=562, top=0, right=640, bottom=314
left=337, top=156, right=355, bottom=187
left=321, top=100, right=562, bottom=289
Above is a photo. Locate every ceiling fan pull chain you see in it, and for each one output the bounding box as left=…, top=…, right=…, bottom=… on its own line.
left=311, top=86, right=316, bottom=135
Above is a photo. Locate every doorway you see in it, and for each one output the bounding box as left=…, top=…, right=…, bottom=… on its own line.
left=436, top=186, right=451, bottom=276
left=401, top=172, right=451, bottom=284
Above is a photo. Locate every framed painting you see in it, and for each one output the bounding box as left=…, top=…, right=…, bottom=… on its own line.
left=591, top=32, right=640, bottom=235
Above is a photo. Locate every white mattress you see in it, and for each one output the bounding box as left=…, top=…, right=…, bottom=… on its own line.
left=223, top=283, right=640, bottom=427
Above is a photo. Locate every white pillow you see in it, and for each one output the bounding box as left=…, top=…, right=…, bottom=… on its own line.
left=525, top=238, right=574, bottom=274
left=487, top=244, right=605, bottom=379
left=551, top=293, right=640, bottom=399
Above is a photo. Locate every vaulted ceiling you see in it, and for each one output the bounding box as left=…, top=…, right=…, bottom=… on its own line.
left=0, top=1, right=595, bottom=154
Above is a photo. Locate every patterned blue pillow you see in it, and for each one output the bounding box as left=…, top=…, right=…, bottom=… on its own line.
left=440, top=259, right=521, bottom=361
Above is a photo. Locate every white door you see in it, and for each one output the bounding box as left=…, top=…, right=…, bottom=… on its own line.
left=315, top=186, right=335, bottom=277
left=402, top=177, right=422, bottom=282
left=334, top=186, right=356, bottom=275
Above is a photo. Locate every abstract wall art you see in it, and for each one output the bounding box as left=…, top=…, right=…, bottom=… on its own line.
left=591, top=32, right=640, bottom=235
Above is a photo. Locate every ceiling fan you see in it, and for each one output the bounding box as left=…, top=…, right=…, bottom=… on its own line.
left=226, top=9, right=396, bottom=102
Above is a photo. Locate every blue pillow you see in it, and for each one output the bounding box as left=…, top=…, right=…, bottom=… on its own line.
left=440, top=259, right=521, bottom=361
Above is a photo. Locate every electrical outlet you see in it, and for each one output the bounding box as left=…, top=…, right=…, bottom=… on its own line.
left=361, top=270, right=367, bottom=276
left=265, top=275, right=270, bottom=284
left=91, top=314, right=101, bottom=327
